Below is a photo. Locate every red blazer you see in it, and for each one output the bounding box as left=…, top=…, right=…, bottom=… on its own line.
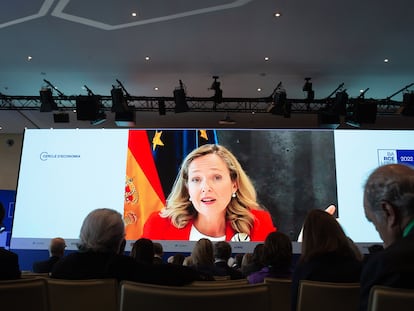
left=142, top=209, right=276, bottom=241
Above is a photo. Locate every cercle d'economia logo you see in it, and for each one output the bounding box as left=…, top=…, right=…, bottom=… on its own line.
left=40, top=152, right=81, bottom=161
left=0, top=0, right=255, bottom=30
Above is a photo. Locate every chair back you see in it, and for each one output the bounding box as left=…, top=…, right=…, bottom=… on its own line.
left=0, top=277, right=49, bottom=311
left=264, top=277, right=292, bottom=311
left=120, top=281, right=269, bottom=311
left=190, top=278, right=248, bottom=286
left=46, top=278, right=118, bottom=311
left=297, top=280, right=360, bottom=311
left=368, top=285, right=414, bottom=311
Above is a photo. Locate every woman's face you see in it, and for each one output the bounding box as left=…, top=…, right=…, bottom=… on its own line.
left=187, top=153, right=237, bottom=218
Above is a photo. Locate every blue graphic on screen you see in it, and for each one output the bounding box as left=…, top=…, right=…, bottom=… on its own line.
left=378, top=149, right=414, bottom=166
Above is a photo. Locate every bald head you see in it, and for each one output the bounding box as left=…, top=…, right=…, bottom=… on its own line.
left=50, top=237, right=66, bottom=257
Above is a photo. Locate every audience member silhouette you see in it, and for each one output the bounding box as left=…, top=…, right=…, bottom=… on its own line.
left=359, top=164, right=414, bottom=311
left=130, top=238, right=154, bottom=265
left=231, top=253, right=244, bottom=271
left=248, top=231, right=292, bottom=284
left=0, top=201, right=21, bottom=280
left=190, top=238, right=216, bottom=278
left=213, top=241, right=244, bottom=279
left=291, top=209, right=362, bottom=311
left=51, top=208, right=204, bottom=285
left=33, top=237, right=66, bottom=273
left=168, top=253, right=186, bottom=266
left=153, top=242, right=164, bottom=264
left=241, top=243, right=264, bottom=277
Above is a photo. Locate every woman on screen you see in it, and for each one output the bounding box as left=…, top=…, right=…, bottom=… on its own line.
left=142, top=144, right=276, bottom=241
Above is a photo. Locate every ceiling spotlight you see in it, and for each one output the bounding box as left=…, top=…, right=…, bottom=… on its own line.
left=274, top=12, right=282, bottom=17
left=257, top=88, right=262, bottom=92
left=264, top=57, right=270, bottom=61
left=154, top=87, right=159, bottom=91
left=27, top=56, right=33, bottom=61
left=145, top=56, right=150, bottom=61
left=131, top=12, right=137, bottom=17
left=384, top=58, right=389, bottom=63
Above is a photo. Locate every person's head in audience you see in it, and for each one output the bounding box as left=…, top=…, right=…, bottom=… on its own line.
left=78, top=208, right=125, bottom=254
left=191, top=238, right=214, bottom=267
left=232, top=253, right=244, bottom=269
left=49, top=237, right=66, bottom=257
left=359, top=164, right=414, bottom=311
left=130, top=238, right=155, bottom=264
left=263, top=231, right=292, bottom=270
left=168, top=253, right=186, bottom=265
left=214, top=241, right=232, bottom=263
left=300, top=209, right=361, bottom=263
left=252, top=243, right=264, bottom=266
left=153, top=242, right=164, bottom=264
left=241, top=253, right=253, bottom=270
left=183, top=255, right=193, bottom=266
left=363, top=163, right=414, bottom=248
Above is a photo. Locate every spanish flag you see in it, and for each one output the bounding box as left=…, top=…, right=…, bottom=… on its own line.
left=124, top=130, right=166, bottom=240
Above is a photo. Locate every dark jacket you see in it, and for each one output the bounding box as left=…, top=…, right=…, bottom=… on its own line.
left=214, top=260, right=244, bottom=279
left=51, top=251, right=204, bottom=286
left=360, top=230, right=414, bottom=311
left=32, top=255, right=61, bottom=273
left=0, top=247, right=21, bottom=280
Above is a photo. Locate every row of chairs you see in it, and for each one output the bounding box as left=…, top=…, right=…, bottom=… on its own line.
left=1, top=276, right=413, bottom=311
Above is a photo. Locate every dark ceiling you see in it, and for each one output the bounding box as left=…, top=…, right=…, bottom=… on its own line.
left=1, top=0, right=413, bottom=132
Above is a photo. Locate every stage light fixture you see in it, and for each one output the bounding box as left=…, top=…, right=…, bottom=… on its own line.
left=39, top=87, right=58, bottom=112
left=174, top=80, right=189, bottom=113
left=303, top=77, right=314, bottom=101
left=76, top=95, right=106, bottom=124
left=53, top=112, right=70, bottom=123
left=401, top=91, right=414, bottom=116
left=269, top=82, right=290, bottom=118
left=346, top=100, right=377, bottom=126
left=333, top=90, right=348, bottom=115
left=111, top=87, right=129, bottom=113
left=318, top=111, right=340, bottom=129
left=158, top=100, right=166, bottom=115
left=209, top=76, right=223, bottom=111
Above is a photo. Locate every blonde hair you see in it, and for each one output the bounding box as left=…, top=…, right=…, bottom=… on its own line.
left=191, top=238, right=214, bottom=266
left=160, top=144, right=262, bottom=235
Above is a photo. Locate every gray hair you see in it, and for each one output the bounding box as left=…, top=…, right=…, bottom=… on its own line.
left=78, top=208, right=125, bottom=253
left=364, top=164, right=414, bottom=220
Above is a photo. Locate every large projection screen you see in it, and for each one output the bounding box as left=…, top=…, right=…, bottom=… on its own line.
left=11, top=128, right=414, bottom=252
